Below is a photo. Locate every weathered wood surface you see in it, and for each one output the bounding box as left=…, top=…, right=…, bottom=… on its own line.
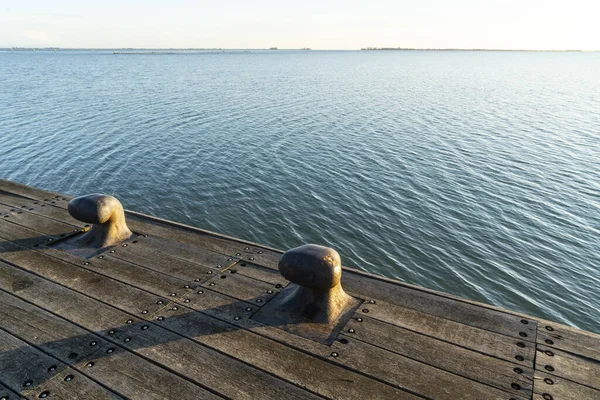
left=1, top=179, right=599, bottom=400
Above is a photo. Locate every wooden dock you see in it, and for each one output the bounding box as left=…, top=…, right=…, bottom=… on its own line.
left=0, top=179, right=597, bottom=400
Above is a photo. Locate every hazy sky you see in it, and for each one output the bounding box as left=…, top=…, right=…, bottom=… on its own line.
left=1, top=0, right=598, bottom=50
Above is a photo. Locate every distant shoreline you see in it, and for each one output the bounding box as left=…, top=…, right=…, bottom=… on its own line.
left=1, top=47, right=597, bottom=52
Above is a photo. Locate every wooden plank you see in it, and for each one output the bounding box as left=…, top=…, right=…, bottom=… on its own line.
left=535, top=344, right=600, bottom=390
left=0, top=180, right=72, bottom=203
left=342, top=311, right=533, bottom=397
left=0, top=190, right=79, bottom=226
left=0, top=381, right=24, bottom=400
left=0, top=253, right=415, bottom=400
left=350, top=298, right=536, bottom=366
left=0, top=290, right=221, bottom=400
left=0, top=327, right=121, bottom=400
left=0, top=204, right=80, bottom=236
left=536, top=318, right=600, bottom=363
left=532, top=370, right=600, bottom=400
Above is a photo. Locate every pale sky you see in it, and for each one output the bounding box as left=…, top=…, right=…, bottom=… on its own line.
left=0, top=0, right=598, bottom=50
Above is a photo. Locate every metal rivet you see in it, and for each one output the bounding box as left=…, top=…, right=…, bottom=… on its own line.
left=209, top=282, right=215, bottom=286
left=234, top=316, right=240, bottom=320
left=513, top=367, right=523, bottom=374
left=544, top=378, right=554, bottom=385
left=86, top=362, right=94, bottom=367
left=275, top=284, right=282, bottom=288
left=244, top=247, right=249, bottom=250
left=356, top=318, right=363, bottom=322
left=184, top=285, right=190, bottom=289
left=157, top=316, right=164, bottom=321
left=339, top=338, right=349, bottom=344
left=348, top=328, right=355, bottom=333
left=106, top=348, right=114, bottom=353
left=510, top=383, right=521, bottom=390
left=267, top=290, right=273, bottom=294
left=126, top=319, right=133, bottom=324
left=170, top=293, right=177, bottom=296
left=83, top=261, right=90, bottom=265
left=64, top=375, right=73, bottom=382
left=544, top=365, right=554, bottom=372
left=520, top=319, right=528, bottom=324
left=109, top=250, right=115, bottom=253
left=68, top=352, right=78, bottom=359
left=227, top=258, right=233, bottom=261
left=108, top=330, right=115, bottom=335
left=545, top=339, right=554, bottom=345
left=122, top=244, right=128, bottom=247
left=258, top=251, right=263, bottom=254
left=519, top=332, right=527, bottom=337
left=220, top=275, right=227, bottom=279
left=90, top=341, right=97, bottom=346
left=48, top=365, right=57, bottom=372
left=124, top=337, right=131, bottom=342
left=362, top=309, right=369, bottom=313
left=207, top=271, right=213, bottom=274
left=184, top=299, right=190, bottom=303
left=47, top=238, right=53, bottom=241
left=24, top=380, right=32, bottom=387
left=542, top=394, right=553, bottom=400
left=157, top=300, right=164, bottom=304
left=39, top=391, right=49, bottom=398
left=256, top=299, right=263, bottom=303
left=98, top=255, right=104, bottom=259
left=141, top=310, right=148, bottom=314
left=249, top=257, right=254, bottom=261
left=197, top=290, right=203, bottom=294
left=217, top=265, right=222, bottom=268
left=172, top=306, right=178, bottom=311
left=545, top=326, right=554, bottom=331
left=331, top=352, right=338, bottom=357
left=245, top=307, right=252, bottom=311
left=515, top=355, right=524, bottom=361
left=545, top=350, right=554, bottom=357
left=516, top=342, right=525, bottom=348
left=194, top=278, right=200, bottom=282
left=235, top=253, right=241, bottom=256
left=141, top=325, right=149, bottom=330
left=368, top=300, right=376, bottom=304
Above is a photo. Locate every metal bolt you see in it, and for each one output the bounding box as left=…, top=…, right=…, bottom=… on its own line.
left=520, top=319, right=528, bottom=324
left=157, top=316, right=164, bottom=321
left=124, top=337, right=131, bottom=342
left=172, top=306, right=178, bottom=311
left=515, top=355, right=524, bottom=361
left=48, top=365, right=57, bottom=372
left=184, top=299, right=190, bottom=303
left=544, top=378, right=554, bottom=385
left=249, top=257, right=254, bottom=261
left=184, top=285, right=190, bottom=289
left=209, top=282, right=215, bottom=286
left=107, top=348, right=114, bottom=354
left=245, top=307, right=252, bottom=311
left=511, top=383, right=521, bottom=390
left=194, top=278, right=200, bottom=282
left=141, top=310, right=148, bottom=314
left=544, top=365, right=554, bottom=372
left=98, top=255, right=104, bottom=259
left=109, top=250, right=115, bottom=253
left=542, top=394, right=553, bottom=400
left=244, top=247, right=249, bottom=250
left=545, top=350, right=554, bottom=357
left=348, top=328, right=355, bottom=333
left=228, top=258, right=233, bottom=261
left=369, top=300, right=376, bottom=304
left=256, top=299, right=263, bottom=303
left=235, top=253, right=241, bottom=256
left=86, top=362, right=94, bottom=367
left=197, top=290, right=204, bottom=294
left=339, top=338, right=349, bottom=344
left=207, top=271, right=213, bottom=274
left=217, top=265, right=222, bottom=268
left=122, top=244, right=128, bottom=247
left=545, top=339, right=554, bottom=345
left=23, top=380, right=32, bottom=387
left=39, top=391, right=50, bottom=398
left=64, top=375, right=74, bottom=382
left=141, top=325, right=149, bottom=330
left=275, top=284, right=282, bottom=288
left=234, top=316, right=240, bottom=320
left=267, top=290, right=273, bottom=294
left=83, top=261, right=90, bottom=265
left=90, top=341, right=97, bottom=346
left=519, top=332, right=527, bottom=337
left=516, top=342, right=525, bottom=348
left=356, top=317, right=363, bottom=322
left=362, top=309, right=369, bottom=313
left=513, top=367, right=523, bottom=374
left=108, top=330, right=115, bottom=335
left=220, top=275, right=227, bottom=279
left=170, top=293, right=177, bottom=296
left=331, top=352, right=339, bottom=357
left=545, top=326, right=554, bottom=331
left=68, top=352, right=78, bottom=359
left=258, top=251, right=263, bottom=254
left=126, top=319, right=133, bottom=324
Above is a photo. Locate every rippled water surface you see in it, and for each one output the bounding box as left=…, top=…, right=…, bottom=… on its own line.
left=1, top=50, right=599, bottom=333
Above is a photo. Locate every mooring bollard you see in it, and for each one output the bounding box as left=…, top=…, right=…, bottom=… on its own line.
left=67, top=194, right=132, bottom=249
left=253, top=244, right=360, bottom=343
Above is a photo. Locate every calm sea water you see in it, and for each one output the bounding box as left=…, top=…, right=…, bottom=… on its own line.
left=1, top=50, right=599, bottom=333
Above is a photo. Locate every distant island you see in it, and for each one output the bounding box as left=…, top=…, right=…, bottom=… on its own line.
left=361, top=47, right=585, bottom=52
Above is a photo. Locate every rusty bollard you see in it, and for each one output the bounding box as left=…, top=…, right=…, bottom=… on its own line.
left=254, top=244, right=360, bottom=343
left=67, top=194, right=133, bottom=249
